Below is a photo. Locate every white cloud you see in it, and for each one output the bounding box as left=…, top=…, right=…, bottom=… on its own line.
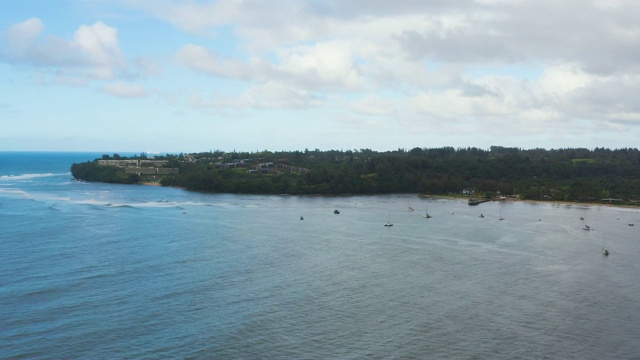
left=73, top=21, right=125, bottom=77
left=4, top=17, right=44, bottom=51
left=5, top=0, right=640, bottom=151
left=175, top=44, right=250, bottom=79
left=188, top=82, right=323, bottom=111
left=276, top=41, right=366, bottom=91
left=240, top=82, right=323, bottom=109
left=2, top=19, right=126, bottom=79
left=103, top=1, right=640, bottom=125
left=135, top=56, right=162, bottom=77
left=100, top=82, right=148, bottom=98
left=349, top=95, right=396, bottom=116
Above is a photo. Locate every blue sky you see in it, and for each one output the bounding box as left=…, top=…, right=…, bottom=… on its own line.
left=2, top=0, right=640, bottom=153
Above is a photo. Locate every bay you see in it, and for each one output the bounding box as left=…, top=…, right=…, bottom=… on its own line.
left=1, top=152, right=640, bottom=359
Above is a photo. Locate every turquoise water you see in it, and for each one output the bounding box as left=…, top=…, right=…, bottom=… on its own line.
left=1, top=152, right=640, bottom=359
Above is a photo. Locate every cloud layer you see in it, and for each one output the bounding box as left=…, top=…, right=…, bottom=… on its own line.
left=2, top=0, right=640, bottom=151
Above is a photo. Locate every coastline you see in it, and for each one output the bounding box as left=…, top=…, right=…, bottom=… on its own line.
left=137, top=183, right=640, bottom=209
left=141, top=181, right=162, bottom=186
left=141, top=181, right=187, bottom=190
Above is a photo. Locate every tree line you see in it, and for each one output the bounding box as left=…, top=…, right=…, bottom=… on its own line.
left=71, top=146, right=640, bottom=203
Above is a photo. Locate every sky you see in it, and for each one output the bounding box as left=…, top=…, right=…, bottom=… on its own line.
left=1, top=0, right=640, bottom=153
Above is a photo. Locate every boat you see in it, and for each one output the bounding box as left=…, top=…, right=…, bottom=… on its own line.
left=407, top=207, right=415, bottom=212
left=423, top=203, right=432, bottom=218
left=603, top=249, right=609, bottom=256
left=629, top=223, right=635, bottom=226
left=384, top=210, right=393, bottom=227
left=581, top=214, right=591, bottom=230
left=300, top=216, right=304, bottom=220
left=334, top=210, right=340, bottom=214
left=479, top=213, right=484, bottom=218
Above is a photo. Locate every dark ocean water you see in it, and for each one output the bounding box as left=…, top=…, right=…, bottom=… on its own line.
left=1, top=152, right=640, bottom=359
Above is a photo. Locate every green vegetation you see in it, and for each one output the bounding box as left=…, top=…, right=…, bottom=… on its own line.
left=71, top=161, right=140, bottom=184
left=71, top=146, right=640, bottom=204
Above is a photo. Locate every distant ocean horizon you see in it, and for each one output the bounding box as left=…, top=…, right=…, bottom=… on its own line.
left=2, top=152, right=640, bottom=359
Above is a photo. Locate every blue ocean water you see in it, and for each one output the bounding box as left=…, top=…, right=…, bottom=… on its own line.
left=1, top=152, right=640, bottom=359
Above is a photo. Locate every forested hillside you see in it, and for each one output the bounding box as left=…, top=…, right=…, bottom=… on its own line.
left=71, top=146, right=640, bottom=204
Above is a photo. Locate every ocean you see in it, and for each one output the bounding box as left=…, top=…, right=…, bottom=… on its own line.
left=1, top=152, right=640, bottom=359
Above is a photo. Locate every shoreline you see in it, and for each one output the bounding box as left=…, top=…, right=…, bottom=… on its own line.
left=138, top=182, right=639, bottom=209
left=419, top=193, right=640, bottom=209
left=141, top=181, right=187, bottom=190
left=141, top=181, right=162, bottom=186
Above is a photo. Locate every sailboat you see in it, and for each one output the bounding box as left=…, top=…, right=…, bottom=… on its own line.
left=582, top=215, right=591, bottom=230
left=423, top=202, right=432, bottom=218
left=602, top=235, right=609, bottom=255
left=580, top=209, right=591, bottom=230
left=384, top=210, right=393, bottom=227
left=406, top=199, right=415, bottom=212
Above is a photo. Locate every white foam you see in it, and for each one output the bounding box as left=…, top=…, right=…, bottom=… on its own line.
left=0, top=188, right=29, bottom=197
left=0, top=173, right=68, bottom=181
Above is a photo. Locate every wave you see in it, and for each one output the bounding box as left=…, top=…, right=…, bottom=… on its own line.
left=0, top=188, right=29, bottom=197
left=0, top=173, right=69, bottom=181
left=79, top=200, right=205, bottom=209
left=109, top=204, right=138, bottom=209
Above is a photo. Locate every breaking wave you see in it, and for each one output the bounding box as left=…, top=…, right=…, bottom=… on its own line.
left=0, top=173, right=68, bottom=181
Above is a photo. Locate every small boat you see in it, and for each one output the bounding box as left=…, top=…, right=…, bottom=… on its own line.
left=334, top=210, right=340, bottom=214
left=423, top=204, right=432, bottom=218
left=407, top=207, right=414, bottom=212
left=629, top=223, right=634, bottom=226
left=300, top=216, right=304, bottom=220
left=603, top=249, right=609, bottom=256
left=583, top=225, right=591, bottom=231
left=479, top=213, right=484, bottom=218
left=384, top=210, right=393, bottom=227
left=580, top=217, right=584, bottom=220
